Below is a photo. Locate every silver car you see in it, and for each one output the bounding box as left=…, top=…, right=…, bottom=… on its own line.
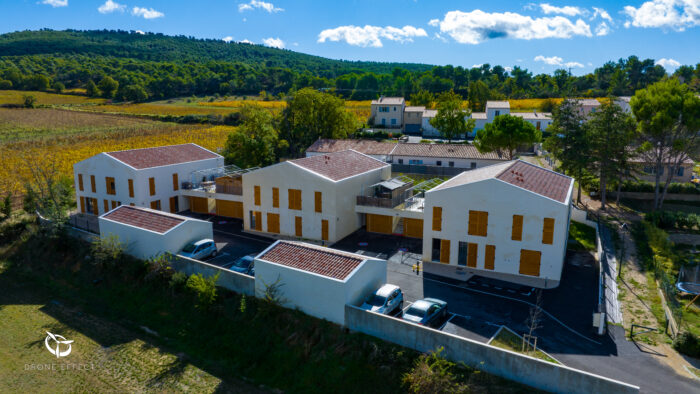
left=361, top=284, right=404, bottom=315
left=402, top=298, right=448, bottom=327
left=180, top=239, right=217, bottom=260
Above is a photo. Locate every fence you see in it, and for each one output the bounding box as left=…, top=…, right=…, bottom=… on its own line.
left=652, top=258, right=683, bottom=337
left=345, top=305, right=639, bottom=394
left=68, top=214, right=100, bottom=234
left=391, top=163, right=465, bottom=177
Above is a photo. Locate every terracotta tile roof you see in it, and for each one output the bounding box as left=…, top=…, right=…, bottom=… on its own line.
left=290, top=150, right=388, bottom=181
left=391, top=143, right=507, bottom=160
left=306, top=139, right=396, bottom=156
left=496, top=161, right=573, bottom=203
left=102, top=206, right=184, bottom=233
left=371, top=97, right=405, bottom=105
left=106, top=144, right=219, bottom=169
left=258, top=241, right=365, bottom=280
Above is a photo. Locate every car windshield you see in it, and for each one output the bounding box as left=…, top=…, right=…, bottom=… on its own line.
left=182, top=243, right=197, bottom=253
left=232, top=257, right=251, bottom=268
left=367, top=294, right=386, bottom=307
left=405, top=306, right=426, bottom=317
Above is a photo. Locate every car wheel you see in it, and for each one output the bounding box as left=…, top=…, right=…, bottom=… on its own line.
left=211, top=250, right=218, bottom=258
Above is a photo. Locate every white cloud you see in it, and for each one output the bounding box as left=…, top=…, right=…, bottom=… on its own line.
left=656, top=58, right=682, bottom=69
left=134, top=30, right=145, bottom=35
left=595, top=22, right=611, bottom=36
left=534, top=55, right=584, bottom=67
left=432, top=10, right=591, bottom=44
left=471, top=64, right=484, bottom=68
left=239, top=39, right=253, bottom=44
left=624, top=0, right=700, bottom=31
left=318, top=25, right=428, bottom=47
left=592, top=7, right=613, bottom=22
left=98, top=0, right=125, bottom=14
left=428, top=18, right=440, bottom=26
left=238, top=0, right=283, bottom=13
left=222, top=36, right=234, bottom=43
left=504, top=66, right=513, bottom=72
left=42, top=0, right=67, bottom=7
left=132, top=6, right=164, bottom=19
left=539, top=3, right=584, bottom=16
left=262, top=37, right=285, bottom=48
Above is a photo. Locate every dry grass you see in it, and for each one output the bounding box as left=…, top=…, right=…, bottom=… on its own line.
left=80, top=103, right=238, bottom=116
left=0, top=90, right=105, bottom=106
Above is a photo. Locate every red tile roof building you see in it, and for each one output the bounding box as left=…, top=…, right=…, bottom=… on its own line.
left=290, top=150, right=388, bottom=181
left=495, top=161, right=573, bottom=203
left=258, top=241, right=364, bottom=280
left=106, top=143, right=220, bottom=169
left=101, top=205, right=184, bottom=233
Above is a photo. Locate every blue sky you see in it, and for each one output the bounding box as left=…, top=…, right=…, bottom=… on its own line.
left=2, top=0, right=699, bottom=75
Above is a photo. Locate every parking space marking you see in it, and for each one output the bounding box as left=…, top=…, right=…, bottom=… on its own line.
left=402, top=302, right=413, bottom=313
left=423, top=276, right=602, bottom=345
left=213, top=229, right=274, bottom=245
left=438, top=313, right=457, bottom=330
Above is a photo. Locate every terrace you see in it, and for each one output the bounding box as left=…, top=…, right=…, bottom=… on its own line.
left=356, top=176, right=443, bottom=212
left=182, top=165, right=259, bottom=196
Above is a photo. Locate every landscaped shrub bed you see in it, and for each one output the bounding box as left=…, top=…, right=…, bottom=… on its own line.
left=619, top=180, right=700, bottom=194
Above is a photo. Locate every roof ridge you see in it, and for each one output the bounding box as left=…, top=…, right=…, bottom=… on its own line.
left=105, top=143, right=194, bottom=154
left=280, top=240, right=366, bottom=260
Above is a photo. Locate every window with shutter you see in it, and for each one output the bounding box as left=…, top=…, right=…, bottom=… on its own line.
left=172, top=173, right=179, bottom=191
left=78, top=174, right=84, bottom=191
left=103, top=199, right=109, bottom=213
left=542, top=218, right=555, bottom=244
left=295, top=216, right=302, bottom=237
left=254, top=185, right=261, bottom=206
left=288, top=189, right=301, bottom=210
left=512, top=215, right=523, bottom=241
left=485, top=245, right=495, bottom=270
left=149, top=177, right=155, bottom=196
left=315, top=191, right=322, bottom=213
left=128, top=179, right=134, bottom=198
left=90, top=175, right=96, bottom=193
left=272, top=187, right=279, bottom=208
left=105, top=177, right=116, bottom=195
left=322, top=219, right=329, bottom=241
left=468, top=210, right=488, bottom=236
left=80, top=196, right=86, bottom=213
left=440, top=239, right=450, bottom=264
left=467, top=243, right=478, bottom=268
left=432, top=207, right=442, bottom=231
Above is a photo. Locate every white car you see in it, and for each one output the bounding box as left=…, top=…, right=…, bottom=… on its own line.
left=361, top=284, right=404, bottom=315
left=180, top=239, right=217, bottom=260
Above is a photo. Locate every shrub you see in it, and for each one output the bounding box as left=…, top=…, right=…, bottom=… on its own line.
left=169, top=271, right=188, bottom=292
left=619, top=180, right=700, bottom=194
left=23, top=95, right=37, bottom=108
left=144, top=253, right=174, bottom=283
left=402, top=348, right=468, bottom=394
left=646, top=211, right=700, bottom=231
left=672, top=332, right=700, bottom=358
left=0, top=195, right=11, bottom=221
left=186, top=272, right=219, bottom=308
left=90, top=234, right=125, bottom=270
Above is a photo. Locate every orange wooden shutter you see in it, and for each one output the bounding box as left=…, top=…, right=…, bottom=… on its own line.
left=267, top=213, right=280, bottom=233
left=254, top=211, right=262, bottom=231
left=468, top=211, right=488, bottom=236
left=149, top=177, right=155, bottom=196
left=440, top=239, right=450, bottom=263
left=519, top=250, right=542, bottom=276
left=288, top=189, right=294, bottom=209
left=92, top=198, right=98, bottom=214
left=254, top=185, right=261, bottom=206
left=90, top=175, right=96, bottom=193
left=272, top=187, right=279, bottom=208
left=485, top=245, right=495, bottom=270
left=295, top=216, right=302, bottom=236
left=322, top=219, right=329, bottom=241
left=467, top=243, right=478, bottom=268
left=511, top=215, right=523, bottom=241
left=172, top=173, right=179, bottom=191
left=542, top=218, right=555, bottom=244
left=78, top=174, right=84, bottom=191
left=79, top=196, right=86, bottom=213
left=103, top=199, right=109, bottom=213
left=315, top=191, right=322, bottom=213
left=128, top=179, right=134, bottom=197
left=169, top=196, right=177, bottom=213
left=111, top=200, right=117, bottom=209
left=432, top=206, right=442, bottom=231
left=479, top=211, right=488, bottom=236
left=106, top=177, right=115, bottom=195
left=150, top=200, right=160, bottom=210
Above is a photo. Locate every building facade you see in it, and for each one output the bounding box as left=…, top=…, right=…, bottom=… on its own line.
left=370, top=97, right=405, bottom=128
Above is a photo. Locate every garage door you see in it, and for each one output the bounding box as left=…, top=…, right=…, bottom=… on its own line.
left=519, top=249, right=541, bottom=277
left=216, top=200, right=243, bottom=218
left=403, top=218, right=423, bottom=238
left=190, top=197, right=209, bottom=214
left=367, top=214, right=393, bottom=234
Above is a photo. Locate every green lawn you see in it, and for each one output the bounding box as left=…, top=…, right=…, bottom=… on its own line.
left=0, top=220, right=532, bottom=393
left=489, top=327, right=560, bottom=365
left=568, top=221, right=597, bottom=252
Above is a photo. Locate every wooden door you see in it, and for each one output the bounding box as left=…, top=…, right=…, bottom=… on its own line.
left=367, top=214, right=392, bottom=234
left=440, top=239, right=450, bottom=264
left=321, top=219, right=329, bottom=241
left=519, top=250, right=541, bottom=276
left=403, top=218, right=423, bottom=238
left=295, top=216, right=302, bottom=237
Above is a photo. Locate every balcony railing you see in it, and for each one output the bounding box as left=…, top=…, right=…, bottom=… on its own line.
left=356, top=189, right=412, bottom=209
left=216, top=183, right=242, bottom=195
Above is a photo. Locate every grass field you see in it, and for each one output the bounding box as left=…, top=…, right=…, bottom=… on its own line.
left=0, top=90, right=105, bottom=106
left=489, top=327, right=560, bottom=364
left=568, top=221, right=597, bottom=252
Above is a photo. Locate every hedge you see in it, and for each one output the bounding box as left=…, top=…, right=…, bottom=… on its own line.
left=619, top=180, right=700, bottom=195
left=645, top=211, right=700, bottom=230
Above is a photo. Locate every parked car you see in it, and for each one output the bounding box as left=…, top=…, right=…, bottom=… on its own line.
left=224, top=253, right=256, bottom=275
left=402, top=298, right=448, bottom=327
left=179, top=239, right=217, bottom=260
left=361, top=284, right=403, bottom=315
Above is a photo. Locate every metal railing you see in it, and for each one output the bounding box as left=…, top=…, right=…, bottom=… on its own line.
left=68, top=214, right=100, bottom=234
left=215, top=183, right=242, bottom=195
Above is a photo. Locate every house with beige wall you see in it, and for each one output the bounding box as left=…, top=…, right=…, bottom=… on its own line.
left=241, top=150, right=391, bottom=243
left=421, top=160, right=573, bottom=289
left=403, top=106, right=425, bottom=134
left=370, top=97, right=405, bottom=128
left=73, top=144, right=223, bottom=216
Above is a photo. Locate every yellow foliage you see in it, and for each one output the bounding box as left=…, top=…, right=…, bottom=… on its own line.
left=0, top=90, right=105, bottom=105
left=205, top=100, right=286, bottom=109
left=82, top=103, right=238, bottom=116
left=0, top=126, right=234, bottom=196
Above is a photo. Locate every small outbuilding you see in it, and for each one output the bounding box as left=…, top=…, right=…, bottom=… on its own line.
left=254, top=241, right=387, bottom=325
left=98, top=205, right=213, bottom=260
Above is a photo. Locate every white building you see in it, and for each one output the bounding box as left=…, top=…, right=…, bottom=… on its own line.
left=370, top=97, right=405, bottom=128
left=615, top=96, right=632, bottom=114
left=241, top=150, right=391, bottom=243
left=73, top=144, right=223, bottom=216
left=403, top=106, right=425, bottom=133
left=390, top=143, right=507, bottom=169
left=576, top=98, right=601, bottom=117
left=306, top=139, right=397, bottom=162
left=421, top=160, right=574, bottom=289
left=98, top=205, right=213, bottom=260
left=254, top=240, right=386, bottom=325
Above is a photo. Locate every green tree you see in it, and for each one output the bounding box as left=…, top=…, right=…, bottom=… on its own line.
left=543, top=98, right=589, bottom=204
left=0, top=79, right=12, bottom=90
left=631, top=79, right=700, bottom=210
left=23, top=95, right=36, bottom=108
left=186, top=272, right=219, bottom=308
left=429, top=90, right=474, bottom=142
left=409, top=90, right=435, bottom=108
left=98, top=76, right=119, bottom=98
left=86, top=80, right=100, bottom=97
left=119, top=84, right=149, bottom=102
left=223, top=104, right=280, bottom=168
left=25, top=74, right=50, bottom=91
left=467, top=80, right=490, bottom=111
left=52, top=81, right=65, bottom=93
left=587, top=100, right=637, bottom=210
left=402, top=348, right=467, bottom=394
left=474, top=114, right=541, bottom=160
left=0, top=194, right=11, bottom=221
left=281, top=88, right=358, bottom=157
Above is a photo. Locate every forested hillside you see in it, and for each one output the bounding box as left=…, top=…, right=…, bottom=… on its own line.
left=1, top=29, right=699, bottom=102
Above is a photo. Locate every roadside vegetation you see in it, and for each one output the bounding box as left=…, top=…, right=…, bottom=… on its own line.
left=0, top=216, right=533, bottom=393
left=568, top=221, right=597, bottom=252
left=489, top=327, right=560, bottom=364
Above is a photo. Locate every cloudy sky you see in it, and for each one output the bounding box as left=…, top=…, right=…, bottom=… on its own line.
left=2, top=0, right=699, bottom=74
